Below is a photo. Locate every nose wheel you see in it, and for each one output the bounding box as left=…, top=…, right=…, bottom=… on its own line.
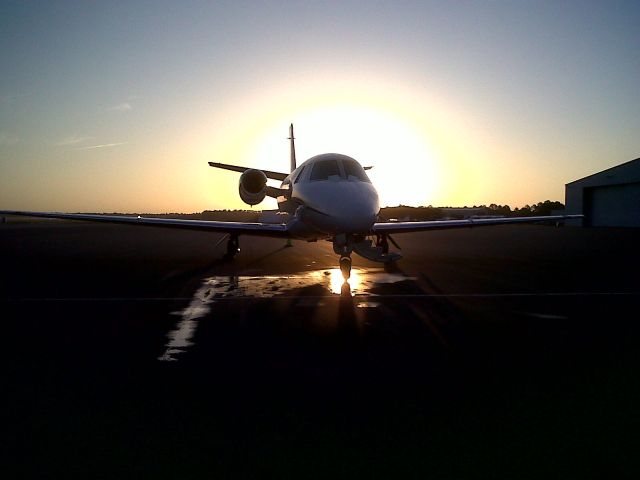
left=339, top=256, right=352, bottom=280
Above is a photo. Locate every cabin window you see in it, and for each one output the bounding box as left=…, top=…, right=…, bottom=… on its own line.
left=310, top=159, right=341, bottom=181
left=342, top=159, right=371, bottom=182
left=293, top=165, right=306, bottom=183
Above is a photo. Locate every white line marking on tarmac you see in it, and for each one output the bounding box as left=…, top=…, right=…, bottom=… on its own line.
left=2, top=292, right=638, bottom=302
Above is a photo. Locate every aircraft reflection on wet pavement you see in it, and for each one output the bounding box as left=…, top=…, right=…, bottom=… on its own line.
left=158, top=268, right=413, bottom=361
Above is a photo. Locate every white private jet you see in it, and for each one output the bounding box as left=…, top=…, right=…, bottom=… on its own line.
left=1, top=124, right=581, bottom=279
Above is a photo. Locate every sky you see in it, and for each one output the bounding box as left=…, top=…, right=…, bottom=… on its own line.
left=1, top=0, right=639, bottom=212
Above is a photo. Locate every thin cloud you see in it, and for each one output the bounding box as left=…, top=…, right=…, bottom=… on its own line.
left=78, top=142, right=127, bottom=150
left=56, top=134, right=92, bottom=146
left=0, top=92, right=29, bottom=105
left=0, top=131, right=20, bottom=145
left=108, top=102, right=132, bottom=112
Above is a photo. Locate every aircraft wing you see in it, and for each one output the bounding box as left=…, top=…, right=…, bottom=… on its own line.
left=371, top=214, right=583, bottom=234
left=0, top=210, right=290, bottom=237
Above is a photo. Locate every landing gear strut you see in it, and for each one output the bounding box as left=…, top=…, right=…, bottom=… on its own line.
left=226, top=234, right=240, bottom=259
left=339, top=256, right=352, bottom=280
left=376, top=234, right=389, bottom=254
left=333, top=234, right=354, bottom=280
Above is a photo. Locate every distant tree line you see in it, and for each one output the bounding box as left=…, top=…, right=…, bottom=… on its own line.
left=118, top=201, right=564, bottom=222
left=141, top=209, right=261, bottom=222
left=380, top=200, right=564, bottom=221
left=380, top=205, right=443, bottom=221
left=487, top=200, right=565, bottom=217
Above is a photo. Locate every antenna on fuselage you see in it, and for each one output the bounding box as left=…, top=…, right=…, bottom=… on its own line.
left=288, top=123, right=297, bottom=173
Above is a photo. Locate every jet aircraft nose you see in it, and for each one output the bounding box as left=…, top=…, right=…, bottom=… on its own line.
left=333, top=196, right=378, bottom=233
left=302, top=181, right=379, bottom=235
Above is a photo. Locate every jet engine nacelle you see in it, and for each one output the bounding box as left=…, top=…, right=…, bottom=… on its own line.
left=239, top=169, right=268, bottom=205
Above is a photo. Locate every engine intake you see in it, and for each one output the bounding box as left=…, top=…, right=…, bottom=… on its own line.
left=239, top=169, right=268, bottom=205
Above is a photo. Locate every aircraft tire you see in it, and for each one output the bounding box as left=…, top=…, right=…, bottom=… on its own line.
left=339, top=256, right=352, bottom=280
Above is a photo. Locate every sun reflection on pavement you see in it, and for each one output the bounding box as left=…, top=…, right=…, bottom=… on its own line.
left=158, top=268, right=412, bottom=361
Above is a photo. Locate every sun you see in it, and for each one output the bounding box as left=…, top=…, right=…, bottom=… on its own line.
left=239, top=102, right=443, bottom=208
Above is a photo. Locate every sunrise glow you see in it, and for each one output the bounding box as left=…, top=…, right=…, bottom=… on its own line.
left=1, top=2, right=638, bottom=212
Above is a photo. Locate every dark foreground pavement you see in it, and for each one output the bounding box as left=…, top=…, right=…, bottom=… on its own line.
left=1, top=220, right=639, bottom=479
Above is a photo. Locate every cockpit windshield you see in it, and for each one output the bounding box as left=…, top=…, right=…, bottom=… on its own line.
left=343, top=159, right=371, bottom=182
left=310, top=159, right=341, bottom=181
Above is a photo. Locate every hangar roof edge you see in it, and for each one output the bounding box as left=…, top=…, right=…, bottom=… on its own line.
left=566, top=157, right=640, bottom=186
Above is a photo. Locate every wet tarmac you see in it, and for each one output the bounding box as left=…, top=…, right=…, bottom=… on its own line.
left=2, top=220, right=640, bottom=478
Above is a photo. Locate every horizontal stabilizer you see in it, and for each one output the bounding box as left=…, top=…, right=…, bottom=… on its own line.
left=208, top=162, right=288, bottom=181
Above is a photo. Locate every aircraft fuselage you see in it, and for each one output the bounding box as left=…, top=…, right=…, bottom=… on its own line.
left=276, top=153, right=380, bottom=238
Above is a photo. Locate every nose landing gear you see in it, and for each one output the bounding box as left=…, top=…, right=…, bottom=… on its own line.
left=333, top=234, right=354, bottom=280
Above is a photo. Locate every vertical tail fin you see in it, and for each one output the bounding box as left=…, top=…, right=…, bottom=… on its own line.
left=288, top=123, right=297, bottom=173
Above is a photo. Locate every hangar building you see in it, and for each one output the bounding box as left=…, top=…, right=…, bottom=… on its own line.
left=565, top=157, right=640, bottom=227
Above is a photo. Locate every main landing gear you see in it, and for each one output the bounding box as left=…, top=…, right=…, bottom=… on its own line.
left=225, top=234, right=240, bottom=259
left=376, top=234, right=389, bottom=254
